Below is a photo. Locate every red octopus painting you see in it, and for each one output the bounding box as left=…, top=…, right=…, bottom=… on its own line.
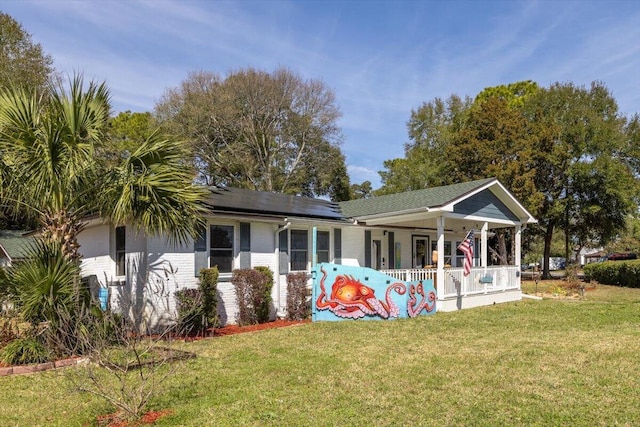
left=315, top=266, right=406, bottom=319
left=407, top=282, right=437, bottom=317
left=313, top=264, right=438, bottom=321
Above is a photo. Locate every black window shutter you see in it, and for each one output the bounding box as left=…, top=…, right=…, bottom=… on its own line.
left=364, top=230, right=371, bottom=268
left=279, top=229, right=289, bottom=274
left=239, top=222, right=251, bottom=269
left=334, top=228, right=342, bottom=264
left=194, top=225, right=207, bottom=276
left=387, top=231, right=395, bottom=269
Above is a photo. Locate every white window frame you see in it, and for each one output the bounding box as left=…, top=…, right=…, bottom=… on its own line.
left=316, top=230, right=331, bottom=264
left=290, top=229, right=309, bottom=271
left=209, top=224, right=235, bottom=273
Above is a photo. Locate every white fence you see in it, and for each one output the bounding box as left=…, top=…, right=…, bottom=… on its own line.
left=380, top=268, right=437, bottom=282
left=380, top=266, right=520, bottom=299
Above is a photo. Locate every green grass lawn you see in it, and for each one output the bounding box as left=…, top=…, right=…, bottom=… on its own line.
left=2, top=284, right=640, bottom=426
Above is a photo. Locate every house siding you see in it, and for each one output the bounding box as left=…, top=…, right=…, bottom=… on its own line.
left=341, top=227, right=365, bottom=267
left=453, top=189, right=519, bottom=221
left=79, top=224, right=112, bottom=283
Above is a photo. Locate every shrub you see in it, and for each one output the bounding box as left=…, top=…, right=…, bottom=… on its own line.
left=286, top=272, right=310, bottom=321
left=232, top=268, right=271, bottom=326
left=253, top=266, right=273, bottom=323
left=0, top=318, right=19, bottom=347
left=175, top=267, right=219, bottom=336
left=199, top=267, right=219, bottom=330
left=8, top=239, right=84, bottom=324
left=583, top=260, right=640, bottom=288
left=175, top=288, right=203, bottom=336
left=1, top=336, right=50, bottom=365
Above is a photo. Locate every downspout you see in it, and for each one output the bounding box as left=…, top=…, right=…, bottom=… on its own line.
left=274, top=219, right=291, bottom=318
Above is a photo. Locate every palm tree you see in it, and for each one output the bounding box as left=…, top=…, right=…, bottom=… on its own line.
left=0, top=75, right=206, bottom=262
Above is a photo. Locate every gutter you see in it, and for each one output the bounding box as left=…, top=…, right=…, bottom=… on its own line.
left=274, top=219, right=291, bottom=318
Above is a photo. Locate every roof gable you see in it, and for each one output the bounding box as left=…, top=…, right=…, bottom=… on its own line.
left=339, top=178, right=496, bottom=218
left=339, top=178, right=536, bottom=224
left=453, top=189, right=520, bottom=221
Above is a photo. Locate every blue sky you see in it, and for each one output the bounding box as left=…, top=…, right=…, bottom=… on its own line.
left=3, top=0, right=639, bottom=189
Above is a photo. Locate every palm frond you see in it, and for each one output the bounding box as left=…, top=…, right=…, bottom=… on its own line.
left=99, top=131, right=207, bottom=246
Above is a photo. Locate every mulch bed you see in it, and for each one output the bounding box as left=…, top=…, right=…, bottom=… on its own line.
left=212, top=318, right=310, bottom=337
left=95, top=409, right=173, bottom=427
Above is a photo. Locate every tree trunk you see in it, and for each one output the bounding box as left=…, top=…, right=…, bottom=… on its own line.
left=40, top=210, right=85, bottom=264
left=497, top=229, right=509, bottom=265
left=542, top=222, right=554, bottom=279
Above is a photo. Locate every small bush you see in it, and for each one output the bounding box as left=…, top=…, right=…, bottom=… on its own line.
left=584, top=260, right=640, bottom=288
left=175, top=267, right=219, bottom=336
left=253, top=266, right=273, bottom=323
left=175, top=288, right=204, bottom=336
left=1, top=336, right=50, bottom=365
left=232, top=268, right=271, bottom=326
left=0, top=318, right=19, bottom=347
left=199, top=267, right=219, bottom=330
left=8, top=239, right=85, bottom=324
left=286, top=272, right=310, bottom=321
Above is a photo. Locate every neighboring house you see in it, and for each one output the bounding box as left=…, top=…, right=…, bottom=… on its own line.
left=76, top=177, right=536, bottom=329
left=0, top=230, right=36, bottom=268
left=579, top=248, right=605, bottom=266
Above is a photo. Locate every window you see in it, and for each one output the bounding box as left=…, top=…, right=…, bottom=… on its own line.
left=210, top=225, right=234, bottom=273
left=291, top=229, right=308, bottom=271
left=431, top=240, right=453, bottom=266
left=115, top=226, right=125, bottom=276
left=317, top=231, right=330, bottom=263
left=456, top=238, right=477, bottom=268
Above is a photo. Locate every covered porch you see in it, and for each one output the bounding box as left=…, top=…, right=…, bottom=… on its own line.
left=339, top=178, right=537, bottom=312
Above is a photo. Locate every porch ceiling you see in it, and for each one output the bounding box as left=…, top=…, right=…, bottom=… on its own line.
left=361, top=212, right=520, bottom=233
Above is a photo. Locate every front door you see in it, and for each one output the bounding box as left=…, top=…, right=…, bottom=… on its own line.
left=413, top=236, right=429, bottom=268
left=372, top=239, right=383, bottom=269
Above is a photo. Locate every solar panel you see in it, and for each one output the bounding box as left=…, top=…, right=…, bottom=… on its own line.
left=205, top=187, right=347, bottom=221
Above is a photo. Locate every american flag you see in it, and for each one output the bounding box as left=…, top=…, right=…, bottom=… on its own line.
left=458, top=230, right=475, bottom=276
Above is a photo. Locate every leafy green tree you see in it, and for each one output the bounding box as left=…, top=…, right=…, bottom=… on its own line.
left=350, top=180, right=373, bottom=199
left=0, top=13, right=56, bottom=229
left=607, top=215, right=640, bottom=254
left=108, top=110, right=157, bottom=152
left=522, top=81, right=638, bottom=277
left=0, top=75, right=207, bottom=262
left=378, top=80, right=638, bottom=276
left=155, top=67, right=350, bottom=200
left=378, top=94, right=472, bottom=194
left=474, top=80, right=539, bottom=108
left=0, top=12, right=54, bottom=90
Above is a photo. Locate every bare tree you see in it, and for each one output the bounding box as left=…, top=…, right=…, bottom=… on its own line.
left=155, top=67, right=350, bottom=200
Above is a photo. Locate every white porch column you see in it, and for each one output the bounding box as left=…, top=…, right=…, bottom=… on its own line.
left=515, top=224, right=522, bottom=268
left=481, top=222, right=488, bottom=268
left=437, top=216, right=445, bottom=300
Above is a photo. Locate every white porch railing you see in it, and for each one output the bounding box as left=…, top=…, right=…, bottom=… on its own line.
left=380, top=266, right=520, bottom=299
left=380, top=268, right=437, bottom=282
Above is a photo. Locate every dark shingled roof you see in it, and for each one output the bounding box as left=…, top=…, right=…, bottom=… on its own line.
left=204, top=187, right=349, bottom=221
left=339, top=178, right=496, bottom=218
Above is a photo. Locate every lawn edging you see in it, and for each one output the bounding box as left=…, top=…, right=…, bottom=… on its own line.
left=0, top=356, right=87, bottom=376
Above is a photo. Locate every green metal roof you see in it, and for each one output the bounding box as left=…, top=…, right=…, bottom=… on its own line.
left=339, top=178, right=496, bottom=218
left=0, top=230, right=36, bottom=261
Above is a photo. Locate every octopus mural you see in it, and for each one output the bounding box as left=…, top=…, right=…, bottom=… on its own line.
left=407, top=282, right=437, bottom=318
left=313, top=264, right=436, bottom=321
